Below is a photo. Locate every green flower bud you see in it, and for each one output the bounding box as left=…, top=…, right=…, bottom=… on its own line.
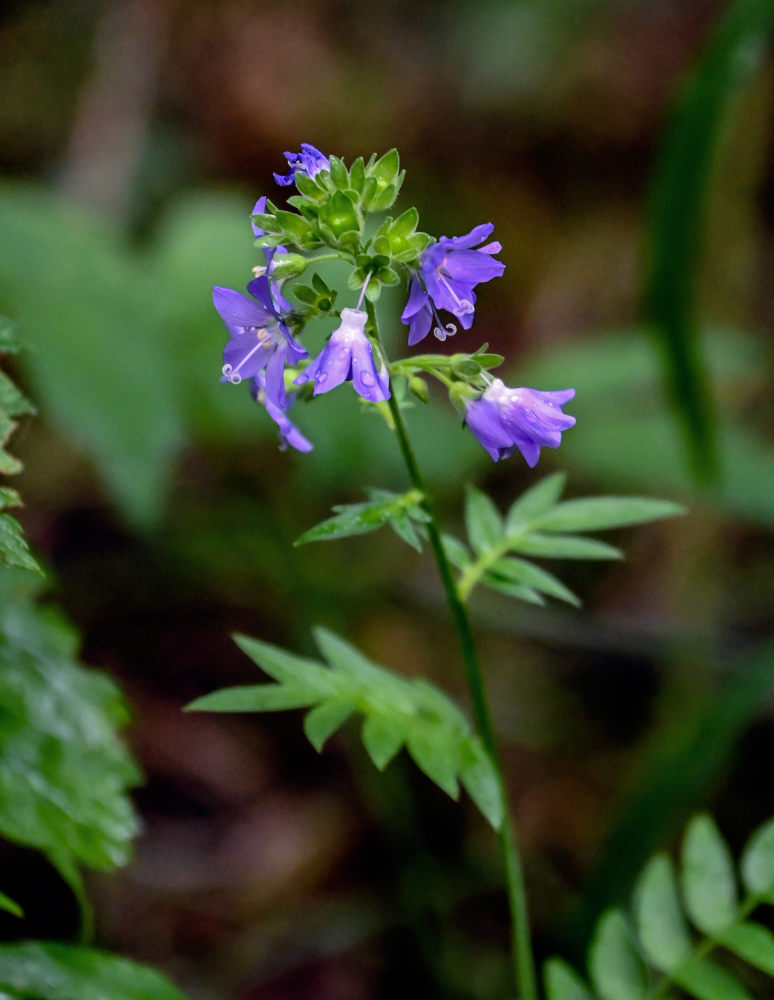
left=408, top=376, right=430, bottom=404
left=269, top=253, right=308, bottom=280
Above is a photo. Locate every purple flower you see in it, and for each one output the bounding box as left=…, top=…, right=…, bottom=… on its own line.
left=251, top=196, right=293, bottom=314
left=274, top=143, right=330, bottom=187
left=214, top=276, right=307, bottom=409
left=294, top=308, right=390, bottom=403
left=465, top=379, right=575, bottom=466
left=251, top=373, right=312, bottom=453
left=401, top=223, right=505, bottom=346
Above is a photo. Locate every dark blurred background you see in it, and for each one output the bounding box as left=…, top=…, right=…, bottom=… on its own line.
left=3, top=1, right=774, bottom=997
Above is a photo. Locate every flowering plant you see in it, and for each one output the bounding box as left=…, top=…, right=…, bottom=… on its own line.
left=199, top=144, right=684, bottom=999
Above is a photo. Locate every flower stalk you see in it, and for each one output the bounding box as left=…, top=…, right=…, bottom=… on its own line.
left=366, top=300, right=538, bottom=1000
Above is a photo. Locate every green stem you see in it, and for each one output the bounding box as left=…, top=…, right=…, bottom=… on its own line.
left=366, top=302, right=537, bottom=1000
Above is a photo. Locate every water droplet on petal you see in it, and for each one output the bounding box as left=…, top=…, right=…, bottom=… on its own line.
left=317, top=371, right=328, bottom=384
left=361, top=372, right=375, bottom=386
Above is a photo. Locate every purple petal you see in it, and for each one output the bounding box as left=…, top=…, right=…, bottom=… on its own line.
left=401, top=276, right=429, bottom=322
left=264, top=342, right=288, bottom=408
left=311, top=337, right=352, bottom=395
left=442, top=250, right=506, bottom=282
left=351, top=336, right=390, bottom=402
left=445, top=223, right=495, bottom=250
left=221, top=333, right=270, bottom=382
left=213, top=286, right=273, bottom=328
left=465, top=398, right=514, bottom=462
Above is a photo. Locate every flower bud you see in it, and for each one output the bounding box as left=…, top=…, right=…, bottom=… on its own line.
left=269, top=253, right=308, bottom=280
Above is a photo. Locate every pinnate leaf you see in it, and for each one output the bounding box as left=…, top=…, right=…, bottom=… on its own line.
left=465, top=485, right=503, bottom=555
left=531, top=496, right=685, bottom=533
left=544, top=959, right=596, bottom=1000
left=681, top=814, right=737, bottom=932
left=506, top=472, right=567, bottom=529
left=716, top=922, right=774, bottom=976
left=673, top=956, right=753, bottom=1000
left=741, top=816, right=774, bottom=901
left=588, top=910, right=647, bottom=1000
left=190, top=628, right=503, bottom=827
left=295, top=488, right=427, bottom=548
left=634, top=854, right=692, bottom=972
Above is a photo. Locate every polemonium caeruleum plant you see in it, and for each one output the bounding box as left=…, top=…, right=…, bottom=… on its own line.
left=193, top=145, right=684, bottom=1000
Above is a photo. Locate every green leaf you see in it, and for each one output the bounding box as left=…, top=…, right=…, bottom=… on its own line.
left=645, top=0, right=774, bottom=480
left=194, top=627, right=500, bottom=826
left=486, top=557, right=580, bottom=606
left=513, top=534, right=623, bottom=560
left=634, top=854, right=692, bottom=972
left=681, top=814, right=737, bottom=932
left=716, top=922, right=774, bottom=976
left=0, top=941, right=189, bottom=1000
left=406, top=729, right=459, bottom=799
left=187, top=684, right=317, bottom=713
left=0, top=572, right=140, bottom=881
left=361, top=715, right=404, bottom=771
left=295, top=489, right=426, bottom=547
left=531, top=496, right=685, bottom=533
left=506, top=472, right=567, bottom=530
left=465, top=485, right=503, bottom=555
left=441, top=533, right=472, bottom=568
left=673, top=955, right=754, bottom=1000
left=0, top=893, right=22, bottom=919
left=740, top=816, right=774, bottom=901
left=458, top=737, right=503, bottom=829
left=233, top=634, right=334, bottom=692
left=0, top=187, right=185, bottom=527
left=588, top=909, right=647, bottom=1000
left=0, top=515, right=41, bottom=573
left=303, top=699, right=355, bottom=751
left=544, top=959, right=596, bottom=1000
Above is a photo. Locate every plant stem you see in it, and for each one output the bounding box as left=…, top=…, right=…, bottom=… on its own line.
left=367, top=303, right=537, bottom=1000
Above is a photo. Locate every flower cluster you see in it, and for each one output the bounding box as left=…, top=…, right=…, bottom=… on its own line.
left=212, top=144, right=575, bottom=463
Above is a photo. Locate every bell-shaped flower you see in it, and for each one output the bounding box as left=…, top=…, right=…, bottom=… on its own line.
left=465, top=379, right=575, bottom=466
left=294, top=308, right=389, bottom=403
left=214, top=276, right=306, bottom=409
left=274, top=143, right=330, bottom=187
left=401, top=223, right=505, bottom=346
left=251, top=373, right=312, bottom=453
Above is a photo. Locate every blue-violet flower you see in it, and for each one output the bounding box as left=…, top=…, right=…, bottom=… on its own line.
left=274, top=143, right=330, bottom=187
left=294, top=308, right=389, bottom=403
left=401, top=223, right=505, bottom=346
left=214, top=275, right=306, bottom=409
left=465, top=379, right=575, bottom=466
left=251, top=373, right=312, bottom=453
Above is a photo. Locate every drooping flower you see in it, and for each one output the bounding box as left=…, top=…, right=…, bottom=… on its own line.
left=294, top=308, right=390, bottom=403
left=274, top=143, right=330, bottom=187
left=465, top=379, right=575, bottom=466
left=251, top=373, right=312, bottom=453
left=401, top=223, right=505, bottom=346
left=214, top=276, right=306, bottom=409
